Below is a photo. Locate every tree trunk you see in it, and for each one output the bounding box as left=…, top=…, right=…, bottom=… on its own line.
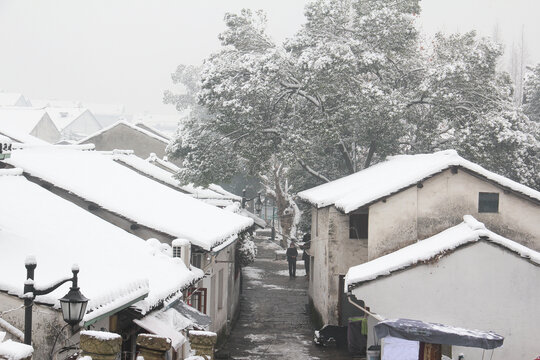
left=273, top=166, right=294, bottom=248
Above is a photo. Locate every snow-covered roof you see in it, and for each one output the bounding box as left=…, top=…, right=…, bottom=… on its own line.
left=0, top=93, right=31, bottom=107
left=145, top=154, right=242, bottom=202
left=0, top=169, right=202, bottom=322
left=77, top=120, right=170, bottom=145
left=111, top=151, right=235, bottom=201
left=134, top=121, right=172, bottom=141
left=31, top=99, right=82, bottom=108
left=44, top=107, right=96, bottom=131
left=133, top=111, right=188, bottom=137
left=0, top=129, right=49, bottom=146
left=298, top=150, right=540, bottom=214
left=0, top=108, right=52, bottom=134
left=133, top=298, right=210, bottom=350
left=345, top=215, right=540, bottom=289
left=208, top=184, right=242, bottom=201
left=6, top=147, right=254, bottom=251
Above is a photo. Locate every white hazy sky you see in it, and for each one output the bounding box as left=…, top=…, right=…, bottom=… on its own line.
left=0, top=0, right=539, bottom=115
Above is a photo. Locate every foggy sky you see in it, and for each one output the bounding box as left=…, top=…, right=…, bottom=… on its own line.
left=0, top=0, right=538, bottom=115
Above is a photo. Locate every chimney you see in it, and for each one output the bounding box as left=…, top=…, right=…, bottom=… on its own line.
left=172, top=239, right=191, bottom=268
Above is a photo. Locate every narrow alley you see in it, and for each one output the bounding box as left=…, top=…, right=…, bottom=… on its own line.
left=221, top=233, right=352, bottom=360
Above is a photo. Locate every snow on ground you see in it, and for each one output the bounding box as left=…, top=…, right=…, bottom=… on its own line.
left=243, top=267, right=264, bottom=280
left=275, top=269, right=306, bottom=277
left=257, top=240, right=282, bottom=250
left=245, top=334, right=276, bottom=342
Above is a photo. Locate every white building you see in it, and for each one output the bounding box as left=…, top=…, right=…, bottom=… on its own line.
left=345, top=216, right=540, bottom=360
left=45, top=107, right=102, bottom=141
left=0, top=108, right=61, bottom=143
left=297, top=150, right=540, bottom=326
left=78, top=120, right=170, bottom=159
left=5, top=146, right=254, bottom=339
left=0, top=168, right=203, bottom=359
left=0, top=92, right=31, bottom=107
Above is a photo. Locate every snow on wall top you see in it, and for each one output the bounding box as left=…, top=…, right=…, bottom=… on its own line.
left=345, top=215, right=540, bottom=289
left=0, top=169, right=202, bottom=320
left=6, top=147, right=254, bottom=251
left=297, top=150, right=540, bottom=213
left=77, top=120, right=170, bottom=145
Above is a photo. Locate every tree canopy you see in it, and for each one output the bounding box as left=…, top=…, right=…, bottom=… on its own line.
left=166, top=0, right=540, bottom=195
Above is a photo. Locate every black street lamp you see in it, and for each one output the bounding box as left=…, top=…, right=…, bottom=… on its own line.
left=254, top=193, right=263, bottom=215
left=241, top=189, right=263, bottom=215
left=23, top=257, right=89, bottom=345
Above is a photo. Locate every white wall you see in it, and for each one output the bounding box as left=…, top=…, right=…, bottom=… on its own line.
left=30, top=113, right=61, bottom=143
left=352, top=241, right=540, bottom=360
left=198, top=240, right=239, bottom=338
left=369, top=168, right=540, bottom=259
left=63, top=110, right=102, bottom=139
left=309, top=206, right=368, bottom=325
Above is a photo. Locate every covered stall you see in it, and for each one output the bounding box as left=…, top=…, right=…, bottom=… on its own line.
left=373, top=319, right=504, bottom=360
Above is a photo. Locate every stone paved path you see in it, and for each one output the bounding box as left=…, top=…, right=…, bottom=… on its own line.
left=220, top=234, right=352, bottom=359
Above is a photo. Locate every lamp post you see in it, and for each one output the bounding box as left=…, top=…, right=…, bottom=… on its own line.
left=271, top=197, right=276, bottom=242
left=23, top=257, right=89, bottom=345
left=241, top=189, right=263, bottom=215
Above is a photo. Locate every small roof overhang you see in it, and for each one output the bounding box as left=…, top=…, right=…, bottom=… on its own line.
left=375, top=318, right=504, bottom=350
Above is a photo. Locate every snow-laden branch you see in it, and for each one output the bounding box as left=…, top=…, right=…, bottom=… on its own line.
left=297, top=159, right=331, bottom=183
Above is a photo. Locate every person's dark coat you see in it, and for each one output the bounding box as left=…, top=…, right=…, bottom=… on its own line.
left=286, top=246, right=298, bottom=262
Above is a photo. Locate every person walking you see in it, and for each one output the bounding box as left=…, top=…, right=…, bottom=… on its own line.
left=286, top=242, right=298, bottom=278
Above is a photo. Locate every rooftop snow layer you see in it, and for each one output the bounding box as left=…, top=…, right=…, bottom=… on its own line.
left=110, top=152, right=235, bottom=200
left=0, top=93, right=31, bottom=107
left=345, top=215, right=540, bottom=289
left=0, top=108, right=52, bottom=134
left=77, top=120, right=170, bottom=145
left=45, top=107, right=96, bottom=131
left=0, top=129, right=49, bottom=145
left=6, top=147, right=253, bottom=250
left=298, top=150, right=540, bottom=213
left=0, top=169, right=202, bottom=320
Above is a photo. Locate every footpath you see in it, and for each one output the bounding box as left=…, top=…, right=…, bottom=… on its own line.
left=220, top=232, right=351, bottom=359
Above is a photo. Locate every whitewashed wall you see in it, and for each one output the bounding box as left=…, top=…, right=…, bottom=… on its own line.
left=309, top=206, right=368, bottom=325
left=352, top=241, right=540, bottom=360
left=368, top=168, right=540, bottom=259
left=29, top=113, right=61, bottom=143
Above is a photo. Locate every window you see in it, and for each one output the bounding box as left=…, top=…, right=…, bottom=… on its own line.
left=478, top=192, right=499, bottom=213
left=350, top=212, right=368, bottom=239
left=187, top=287, right=207, bottom=314
left=191, top=253, right=202, bottom=269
